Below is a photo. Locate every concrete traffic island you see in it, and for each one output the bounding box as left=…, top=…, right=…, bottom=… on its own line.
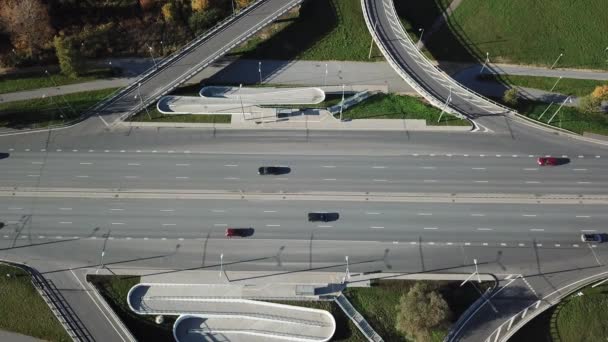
left=127, top=283, right=336, bottom=342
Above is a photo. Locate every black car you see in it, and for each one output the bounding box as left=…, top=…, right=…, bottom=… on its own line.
left=258, top=166, right=290, bottom=175
left=581, top=233, right=607, bottom=243
left=308, top=212, right=340, bottom=222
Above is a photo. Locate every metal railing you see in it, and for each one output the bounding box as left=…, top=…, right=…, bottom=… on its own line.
left=335, top=294, right=384, bottom=342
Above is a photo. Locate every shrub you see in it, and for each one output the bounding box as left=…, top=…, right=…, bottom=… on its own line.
left=503, top=88, right=519, bottom=106
left=139, top=0, right=156, bottom=11
left=591, top=85, right=608, bottom=101
left=53, top=35, right=83, bottom=78
left=578, top=95, right=601, bottom=113
left=162, top=2, right=178, bottom=22
left=395, top=282, right=452, bottom=342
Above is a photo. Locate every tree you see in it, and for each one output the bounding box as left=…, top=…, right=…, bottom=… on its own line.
left=591, top=85, right=608, bottom=101
left=53, top=35, right=83, bottom=78
left=503, top=88, right=519, bottom=107
left=0, top=0, right=54, bottom=55
left=235, top=0, right=253, bottom=9
left=395, top=282, right=452, bottom=342
left=578, top=95, right=601, bottom=113
left=189, top=8, right=223, bottom=35
left=191, top=0, right=210, bottom=12
left=162, top=2, right=178, bottom=22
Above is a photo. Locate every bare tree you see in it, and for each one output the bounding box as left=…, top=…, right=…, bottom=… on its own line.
left=0, top=0, right=54, bottom=55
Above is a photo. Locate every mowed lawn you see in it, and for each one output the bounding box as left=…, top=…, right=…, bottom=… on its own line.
left=428, top=0, right=608, bottom=69
left=0, top=264, right=71, bottom=341
left=555, top=284, right=608, bottom=342
left=235, top=0, right=376, bottom=61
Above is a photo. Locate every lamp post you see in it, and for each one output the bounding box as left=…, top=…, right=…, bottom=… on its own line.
left=339, top=84, right=345, bottom=121
left=550, top=53, right=563, bottom=69
left=548, top=96, right=571, bottom=124
left=368, top=20, right=378, bottom=59
left=437, top=87, right=452, bottom=122
left=258, top=61, right=262, bottom=84
left=136, top=83, right=152, bottom=120
left=147, top=45, right=158, bottom=68
left=418, top=28, right=424, bottom=44
left=549, top=76, right=563, bottom=92
left=323, top=63, right=328, bottom=87
left=344, top=256, right=350, bottom=282
left=219, top=253, right=224, bottom=278
left=479, top=52, right=490, bottom=74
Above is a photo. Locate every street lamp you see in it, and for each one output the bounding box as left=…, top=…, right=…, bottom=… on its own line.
left=219, top=253, right=224, bottom=278
left=323, top=63, right=328, bottom=87
left=339, top=84, right=345, bottom=121
left=479, top=52, right=490, bottom=74
left=437, top=87, right=452, bottom=122
left=368, top=20, right=378, bottom=59
left=135, top=83, right=152, bottom=120
left=418, top=28, right=424, bottom=44
left=549, top=76, right=563, bottom=92
left=147, top=45, right=158, bottom=68
left=460, top=258, right=481, bottom=286
left=550, top=53, right=563, bottom=69
left=258, top=61, right=262, bottom=84
left=343, top=256, right=350, bottom=283
left=548, top=96, right=572, bottom=124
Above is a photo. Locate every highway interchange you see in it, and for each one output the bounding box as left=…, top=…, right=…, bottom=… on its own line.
left=1, top=0, right=608, bottom=340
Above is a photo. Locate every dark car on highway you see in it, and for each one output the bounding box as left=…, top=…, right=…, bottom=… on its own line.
left=581, top=233, right=607, bottom=243
left=258, top=166, right=291, bottom=175
left=537, top=157, right=569, bottom=166
left=225, top=228, right=254, bottom=238
left=308, top=212, right=340, bottom=222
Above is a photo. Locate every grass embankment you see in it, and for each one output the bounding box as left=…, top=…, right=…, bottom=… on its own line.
left=507, top=99, right=608, bottom=135
left=345, top=280, right=492, bottom=342
left=0, top=264, right=71, bottom=342
left=420, top=0, right=608, bottom=69
left=234, top=0, right=377, bottom=61
left=479, top=74, right=607, bottom=97
left=87, top=275, right=176, bottom=342
left=343, top=93, right=471, bottom=126
left=0, top=88, right=118, bottom=129
left=0, top=68, right=119, bottom=94
left=511, top=283, right=608, bottom=342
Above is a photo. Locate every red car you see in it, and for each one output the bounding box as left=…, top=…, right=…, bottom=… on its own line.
left=225, top=228, right=254, bottom=238
left=537, top=157, right=558, bottom=166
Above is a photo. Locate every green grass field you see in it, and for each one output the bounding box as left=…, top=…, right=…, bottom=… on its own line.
left=510, top=99, right=608, bottom=135
left=343, top=93, right=471, bottom=126
left=554, top=284, right=608, bottom=341
left=425, top=0, right=608, bottom=69
left=129, top=106, right=232, bottom=124
left=234, top=0, right=377, bottom=61
left=0, top=68, right=119, bottom=94
left=345, top=280, right=492, bottom=342
left=0, top=264, right=71, bottom=342
left=479, top=74, right=607, bottom=97
left=87, top=275, right=176, bottom=342
left=0, top=88, right=118, bottom=128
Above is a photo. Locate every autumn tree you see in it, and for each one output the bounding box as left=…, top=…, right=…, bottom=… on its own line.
left=0, top=0, right=54, bottom=55
left=591, top=84, right=608, bottom=101
left=395, top=282, right=452, bottom=342
left=235, top=0, right=253, bottom=9
left=191, top=0, right=210, bottom=12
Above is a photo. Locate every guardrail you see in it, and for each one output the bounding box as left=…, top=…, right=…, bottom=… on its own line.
left=444, top=284, right=496, bottom=342
left=0, top=260, right=91, bottom=342
left=335, top=294, right=383, bottom=342
left=361, top=0, right=466, bottom=121
left=116, top=0, right=304, bottom=123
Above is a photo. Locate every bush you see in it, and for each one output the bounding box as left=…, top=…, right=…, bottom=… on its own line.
left=53, top=35, right=83, bottom=78
left=578, top=95, right=601, bottom=113
left=591, top=85, right=608, bottom=101
left=503, top=88, right=519, bottom=106
left=395, top=282, right=452, bottom=342
left=162, top=2, right=178, bottom=22
left=191, top=0, right=210, bottom=12
left=188, top=8, right=224, bottom=35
